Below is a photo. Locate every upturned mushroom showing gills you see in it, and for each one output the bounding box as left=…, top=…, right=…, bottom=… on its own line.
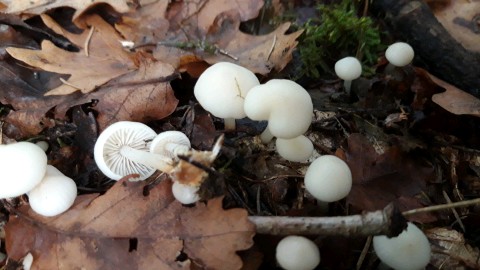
left=0, top=142, right=48, bottom=199
left=244, top=79, right=313, bottom=143
left=150, top=131, right=191, bottom=160
left=194, top=62, right=260, bottom=131
left=94, top=121, right=174, bottom=181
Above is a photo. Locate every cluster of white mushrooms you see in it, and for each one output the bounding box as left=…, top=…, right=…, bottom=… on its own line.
left=0, top=141, right=77, bottom=216
left=0, top=41, right=428, bottom=269
left=93, top=121, right=200, bottom=204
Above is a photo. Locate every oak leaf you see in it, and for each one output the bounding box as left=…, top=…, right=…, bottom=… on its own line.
left=5, top=177, right=255, bottom=270
left=6, top=14, right=136, bottom=96
left=0, top=0, right=133, bottom=22
left=116, top=0, right=302, bottom=75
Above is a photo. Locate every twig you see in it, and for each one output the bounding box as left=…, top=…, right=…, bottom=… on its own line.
left=0, top=121, right=3, bottom=144
left=402, top=197, right=480, bottom=216
left=267, top=35, right=277, bottom=61
left=356, top=236, right=372, bottom=270
left=249, top=203, right=407, bottom=237
left=442, top=190, right=465, bottom=232
left=84, top=26, right=95, bottom=57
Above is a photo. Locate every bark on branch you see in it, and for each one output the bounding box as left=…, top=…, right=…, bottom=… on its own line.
left=249, top=203, right=407, bottom=238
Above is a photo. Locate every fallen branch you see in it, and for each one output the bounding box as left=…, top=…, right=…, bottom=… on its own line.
left=250, top=197, right=480, bottom=237
left=249, top=203, right=407, bottom=237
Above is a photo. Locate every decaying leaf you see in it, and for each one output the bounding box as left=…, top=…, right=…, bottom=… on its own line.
left=429, top=0, right=480, bottom=53
left=426, top=227, right=480, bottom=269
left=0, top=0, right=133, bottom=22
left=7, top=14, right=136, bottom=95
left=429, top=73, right=480, bottom=117
left=117, top=0, right=302, bottom=75
left=341, top=134, right=435, bottom=220
left=5, top=177, right=255, bottom=270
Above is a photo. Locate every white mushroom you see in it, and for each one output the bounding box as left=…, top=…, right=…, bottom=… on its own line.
left=28, top=165, right=77, bottom=217
left=276, top=235, right=320, bottom=270
left=373, top=222, right=431, bottom=270
left=244, top=79, right=313, bottom=143
left=0, top=142, right=47, bottom=199
left=150, top=131, right=191, bottom=160
left=94, top=121, right=173, bottom=181
left=334, top=56, right=362, bottom=93
left=276, top=135, right=313, bottom=162
left=304, top=155, right=352, bottom=202
left=385, top=42, right=414, bottom=67
left=172, top=180, right=200, bottom=204
left=194, top=62, right=260, bottom=130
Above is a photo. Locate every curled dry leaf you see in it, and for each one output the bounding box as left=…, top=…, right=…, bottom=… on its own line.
left=428, top=72, right=480, bottom=117
left=426, top=227, right=480, bottom=269
left=6, top=14, right=136, bottom=96
left=0, top=0, right=133, bottom=23
left=5, top=177, right=255, bottom=270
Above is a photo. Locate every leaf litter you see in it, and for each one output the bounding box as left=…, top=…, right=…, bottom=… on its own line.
left=1, top=0, right=480, bottom=269
left=5, top=176, right=255, bottom=270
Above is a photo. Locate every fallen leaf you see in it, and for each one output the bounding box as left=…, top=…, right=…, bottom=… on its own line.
left=429, top=73, right=480, bottom=117
left=426, top=227, right=480, bottom=269
left=117, top=0, right=301, bottom=75
left=5, top=177, right=255, bottom=270
left=55, top=57, right=179, bottom=132
left=0, top=0, right=133, bottom=23
left=341, top=133, right=435, bottom=213
left=429, top=0, right=480, bottom=53
left=7, top=14, right=136, bottom=95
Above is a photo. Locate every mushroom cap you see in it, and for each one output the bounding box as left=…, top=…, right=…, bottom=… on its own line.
left=304, top=155, right=352, bottom=202
left=276, top=235, right=320, bottom=270
left=0, top=142, right=47, bottom=199
left=276, top=135, right=313, bottom=162
left=28, top=165, right=77, bottom=217
left=94, top=121, right=157, bottom=180
left=244, top=79, right=313, bottom=139
left=172, top=180, right=200, bottom=204
left=334, top=56, right=362, bottom=81
left=373, top=222, right=431, bottom=270
left=385, top=42, right=414, bottom=67
left=194, top=62, right=260, bottom=119
left=151, top=131, right=191, bottom=159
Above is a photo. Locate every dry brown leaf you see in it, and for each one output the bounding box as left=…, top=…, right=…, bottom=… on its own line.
left=426, top=227, right=480, bottom=269
left=55, top=57, right=179, bottom=132
left=0, top=0, right=133, bottom=22
left=117, top=0, right=301, bottom=75
left=342, top=134, right=435, bottom=219
left=430, top=0, right=480, bottom=53
left=429, top=73, right=480, bottom=117
left=6, top=14, right=136, bottom=96
left=5, top=177, right=255, bottom=270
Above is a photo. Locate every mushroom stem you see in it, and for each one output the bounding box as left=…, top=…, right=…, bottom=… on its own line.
left=223, top=118, right=236, bottom=131
left=343, top=80, right=352, bottom=93
left=259, top=127, right=274, bottom=144
left=120, top=146, right=174, bottom=173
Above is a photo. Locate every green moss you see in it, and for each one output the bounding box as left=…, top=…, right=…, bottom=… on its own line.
left=297, top=0, right=384, bottom=79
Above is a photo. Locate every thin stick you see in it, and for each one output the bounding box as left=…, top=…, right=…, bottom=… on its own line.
left=0, top=121, right=3, bottom=144
left=84, top=26, right=95, bottom=57
left=443, top=190, right=465, bottom=232
left=249, top=204, right=406, bottom=237
left=267, top=34, right=277, bottom=61
left=356, top=236, right=372, bottom=270
left=402, top=197, right=480, bottom=216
